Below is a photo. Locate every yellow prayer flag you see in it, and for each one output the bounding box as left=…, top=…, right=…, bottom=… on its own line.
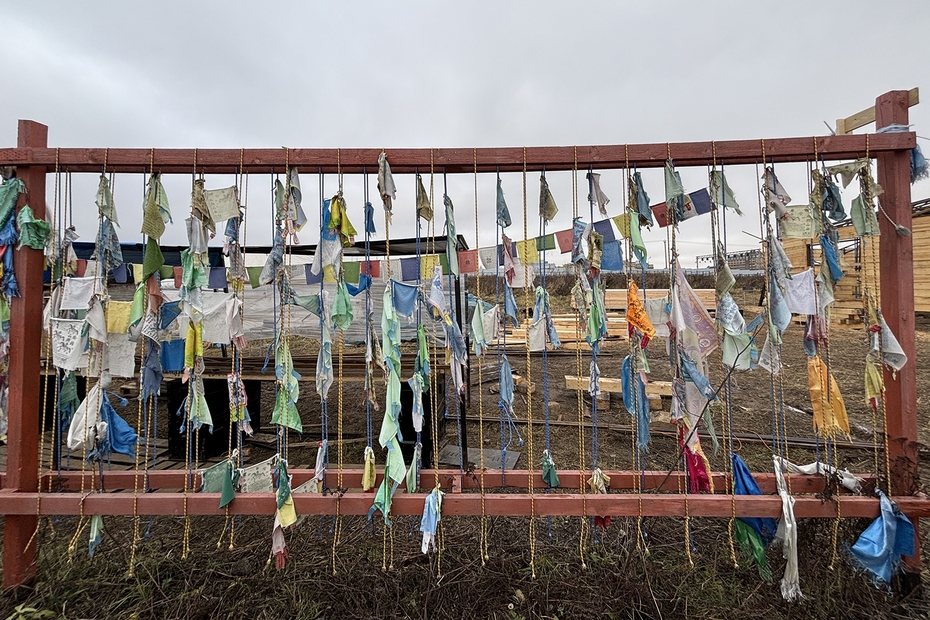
left=106, top=301, right=133, bottom=334
left=420, top=254, right=440, bottom=280
left=612, top=214, right=631, bottom=238
left=515, top=238, right=538, bottom=265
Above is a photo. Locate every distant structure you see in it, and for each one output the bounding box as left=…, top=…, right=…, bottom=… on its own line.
left=695, top=248, right=764, bottom=271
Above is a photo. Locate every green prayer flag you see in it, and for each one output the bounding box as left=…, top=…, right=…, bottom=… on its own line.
left=343, top=260, right=361, bottom=284
left=541, top=453, right=560, bottom=487
left=95, top=175, right=119, bottom=227
left=0, top=298, right=9, bottom=325
left=247, top=265, right=263, bottom=289
left=275, top=461, right=292, bottom=510
left=59, top=371, right=80, bottom=415
left=219, top=464, right=239, bottom=508
left=405, top=445, right=420, bottom=494
left=129, top=283, right=145, bottom=327
left=733, top=518, right=772, bottom=581
left=416, top=174, right=433, bottom=221
left=851, top=195, right=880, bottom=237
left=332, top=278, right=354, bottom=330
left=535, top=233, right=556, bottom=251
left=438, top=253, right=451, bottom=276
left=444, top=194, right=459, bottom=277
left=16, top=205, right=50, bottom=250
left=142, top=237, right=164, bottom=281
left=158, top=265, right=174, bottom=280
left=141, top=172, right=172, bottom=239
left=0, top=178, right=25, bottom=231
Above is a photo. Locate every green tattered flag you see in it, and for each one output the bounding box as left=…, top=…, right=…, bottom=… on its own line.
left=733, top=519, right=772, bottom=581
left=16, top=205, right=50, bottom=250
left=220, top=463, right=240, bottom=508
left=343, top=260, right=361, bottom=284
left=59, top=370, right=81, bottom=417
left=142, top=237, right=164, bottom=281
left=715, top=249, right=736, bottom=298
left=709, top=170, right=743, bottom=216
left=405, top=444, right=420, bottom=494
left=444, top=194, right=459, bottom=277
left=850, top=195, right=880, bottom=237
left=246, top=266, right=263, bottom=289
left=416, top=174, right=433, bottom=221
left=141, top=172, right=172, bottom=239
left=0, top=178, right=26, bottom=231
left=535, top=233, right=556, bottom=251
left=541, top=452, right=560, bottom=488
left=129, top=283, right=145, bottom=328
left=539, top=173, right=558, bottom=222
left=95, top=175, right=119, bottom=227
left=332, top=277, right=354, bottom=330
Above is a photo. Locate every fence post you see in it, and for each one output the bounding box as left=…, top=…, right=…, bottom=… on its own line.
left=3, top=120, right=47, bottom=589
left=874, top=91, right=921, bottom=585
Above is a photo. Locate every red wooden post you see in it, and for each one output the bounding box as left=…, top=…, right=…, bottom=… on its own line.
left=874, top=92, right=921, bottom=577
left=2, top=120, right=47, bottom=589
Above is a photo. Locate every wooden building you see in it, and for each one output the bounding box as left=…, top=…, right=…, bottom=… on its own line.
left=781, top=197, right=930, bottom=322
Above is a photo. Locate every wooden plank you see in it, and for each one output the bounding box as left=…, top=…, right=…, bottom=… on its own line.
left=836, top=87, right=919, bottom=135
left=3, top=120, right=47, bottom=589
left=0, top=468, right=840, bottom=494
left=0, top=134, right=915, bottom=175
left=2, top=489, right=929, bottom=520
left=876, top=91, right=922, bottom=577
left=564, top=375, right=672, bottom=397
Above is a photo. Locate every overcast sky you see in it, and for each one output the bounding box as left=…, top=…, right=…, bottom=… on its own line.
left=3, top=1, right=929, bottom=268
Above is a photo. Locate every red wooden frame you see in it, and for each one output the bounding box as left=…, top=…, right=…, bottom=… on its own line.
left=1, top=91, right=925, bottom=589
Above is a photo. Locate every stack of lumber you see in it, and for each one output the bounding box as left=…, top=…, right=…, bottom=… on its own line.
left=571, top=288, right=716, bottom=313
left=564, top=375, right=672, bottom=412
left=507, top=313, right=628, bottom=345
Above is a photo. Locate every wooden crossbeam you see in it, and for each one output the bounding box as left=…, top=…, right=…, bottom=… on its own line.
left=3, top=490, right=928, bottom=519
left=836, top=87, right=919, bottom=135
left=0, top=468, right=863, bottom=495
left=0, top=133, right=915, bottom=175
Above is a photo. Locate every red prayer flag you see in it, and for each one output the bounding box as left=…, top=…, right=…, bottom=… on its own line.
left=173, top=266, right=183, bottom=289
left=360, top=260, right=381, bottom=278
left=555, top=228, right=574, bottom=254
left=458, top=249, right=478, bottom=274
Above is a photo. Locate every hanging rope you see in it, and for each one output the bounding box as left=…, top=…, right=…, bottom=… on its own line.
left=474, top=148, right=489, bottom=564
left=572, top=147, right=589, bottom=568
left=521, top=147, right=536, bottom=579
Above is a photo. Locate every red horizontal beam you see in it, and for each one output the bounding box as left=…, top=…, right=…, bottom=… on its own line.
left=0, top=133, right=915, bottom=174
left=3, top=469, right=866, bottom=495
left=2, top=490, right=929, bottom=519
